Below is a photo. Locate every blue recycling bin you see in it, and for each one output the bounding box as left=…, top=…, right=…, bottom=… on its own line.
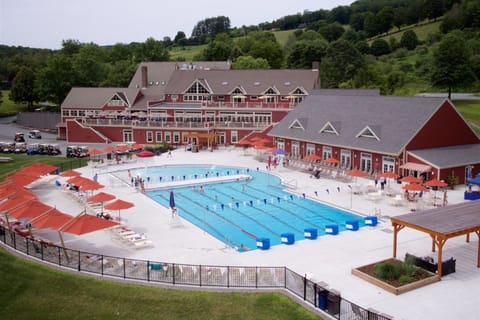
left=304, top=228, right=318, bottom=240
left=256, top=238, right=270, bottom=250
left=318, top=289, right=328, bottom=310
left=325, top=224, right=339, bottom=235
left=281, top=233, right=295, bottom=245
left=365, top=216, right=378, bottom=226
left=345, top=220, right=359, bottom=231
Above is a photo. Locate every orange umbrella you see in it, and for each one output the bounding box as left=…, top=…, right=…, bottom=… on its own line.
left=67, top=176, right=94, bottom=186
left=323, top=156, right=339, bottom=164
left=0, top=185, right=29, bottom=200
left=60, top=214, right=119, bottom=235
left=59, top=169, right=81, bottom=177
left=102, top=146, right=116, bottom=153
left=30, top=209, right=72, bottom=230
left=400, top=176, right=422, bottom=184
left=347, top=169, right=367, bottom=177
left=9, top=201, right=53, bottom=220
left=304, top=154, right=322, bottom=161
left=6, top=173, right=41, bottom=187
left=87, top=192, right=116, bottom=203
left=87, top=149, right=104, bottom=156
left=104, top=199, right=134, bottom=220
left=18, top=163, right=58, bottom=176
left=424, top=179, right=448, bottom=188
left=0, top=194, right=36, bottom=211
left=379, top=171, right=399, bottom=179
left=79, top=181, right=104, bottom=191
left=403, top=183, right=427, bottom=192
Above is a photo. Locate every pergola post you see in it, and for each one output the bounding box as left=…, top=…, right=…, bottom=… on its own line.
left=433, top=236, right=446, bottom=277
left=392, top=224, right=404, bottom=258
left=476, top=231, right=480, bottom=268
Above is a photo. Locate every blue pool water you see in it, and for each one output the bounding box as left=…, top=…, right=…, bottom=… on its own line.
left=142, top=165, right=365, bottom=251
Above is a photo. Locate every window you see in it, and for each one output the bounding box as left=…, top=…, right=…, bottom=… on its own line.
left=288, top=119, right=305, bottom=130
left=306, top=144, right=315, bottom=155
left=360, top=153, right=372, bottom=172
left=70, top=110, right=78, bottom=117
left=155, top=131, right=163, bottom=142
left=165, top=132, right=171, bottom=143
left=356, top=126, right=380, bottom=140
left=62, top=110, right=69, bottom=117
left=146, top=131, right=153, bottom=143
left=231, top=131, right=238, bottom=144
left=109, top=95, right=124, bottom=106
left=173, top=132, right=180, bottom=144
left=319, top=122, right=339, bottom=135
left=322, top=146, right=332, bottom=160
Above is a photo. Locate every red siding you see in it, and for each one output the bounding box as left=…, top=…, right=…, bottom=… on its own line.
left=66, top=120, right=108, bottom=143
left=407, top=101, right=479, bottom=150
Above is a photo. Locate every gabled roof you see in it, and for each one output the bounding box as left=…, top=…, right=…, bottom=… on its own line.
left=408, top=144, right=480, bottom=169
left=61, top=87, right=141, bottom=109
left=269, top=93, right=447, bottom=155
left=288, top=119, right=306, bottom=130
left=164, top=69, right=319, bottom=95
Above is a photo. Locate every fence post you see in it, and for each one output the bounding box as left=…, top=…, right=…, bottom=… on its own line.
left=227, top=266, right=229, bottom=288
left=172, top=263, right=176, bottom=285
left=147, top=261, right=150, bottom=281
left=255, top=266, right=258, bottom=288
left=123, top=258, right=126, bottom=279
left=303, top=274, right=307, bottom=300
left=199, top=264, right=202, bottom=287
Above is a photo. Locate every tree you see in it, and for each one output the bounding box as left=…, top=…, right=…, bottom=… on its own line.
left=202, top=33, right=234, bottom=61
left=174, top=31, right=187, bottom=44
left=370, top=39, right=391, bottom=57
left=191, top=16, right=231, bottom=43
left=36, top=53, right=75, bottom=105
left=424, top=0, right=444, bottom=21
left=135, top=37, right=170, bottom=62
left=61, top=39, right=81, bottom=56
left=320, top=40, right=365, bottom=88
left=318, top=23, right=345, bottom=42
left=233, top=56, right=270, bottom=69
left=73, top=43, right=107, bottom=87
left=431, top=31, right=475, bottom=99
left=249, top=39, right=284, bottom=69
left=400, top=30, right=419, bottom=50
left=10, top=66, right=38, bottom=110
left=287, top=39, right=328, bottom=69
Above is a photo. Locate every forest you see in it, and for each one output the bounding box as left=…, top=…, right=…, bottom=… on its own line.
left=0, top=0, right=479, bottom=111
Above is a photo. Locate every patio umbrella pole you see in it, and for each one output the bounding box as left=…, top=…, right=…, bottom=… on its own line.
left=57, top=230, right=70, bottom=262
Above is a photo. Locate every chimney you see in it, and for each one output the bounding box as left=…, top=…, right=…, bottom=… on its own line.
left=141, top=65, right=148, bottom=88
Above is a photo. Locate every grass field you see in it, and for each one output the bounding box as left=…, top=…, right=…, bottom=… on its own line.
left=274, top=29, right=296, bottom=47
left=453, top=100, right=480, bottom=134
left=169, top=45, right=207, bottom=61
left=0, top=248, right=321, bottom=320
left=370, top=20, right=442, bottom=44
left=0, top=90, right=27, bottom=116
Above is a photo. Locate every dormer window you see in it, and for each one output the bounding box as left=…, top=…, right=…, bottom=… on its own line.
left=288, top=119, right=305, bottom=130
left=356, top=126, right=380, bottom=140
left=319, top=121, right=339, bottom=135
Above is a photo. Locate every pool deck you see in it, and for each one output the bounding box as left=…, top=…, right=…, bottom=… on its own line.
left=29, top=147, right=480, bottom=319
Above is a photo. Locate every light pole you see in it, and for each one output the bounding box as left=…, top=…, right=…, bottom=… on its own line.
left=347, top=185, right=352, bottom=209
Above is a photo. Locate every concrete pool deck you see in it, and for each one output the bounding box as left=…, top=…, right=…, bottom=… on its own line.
left=29, top=147, right=480, bottom=319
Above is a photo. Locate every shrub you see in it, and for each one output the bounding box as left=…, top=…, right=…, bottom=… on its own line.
left=375, top=261, right=401, bottom=280
left=398, top=275, right=414, bottom=284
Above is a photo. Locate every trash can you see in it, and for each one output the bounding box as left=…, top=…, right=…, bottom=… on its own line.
left=256, top=238, right=270, bottom=250
left=325, top=224, right=339, bottom=235
left=327, top=289, right=341, bottom=316
left=304, top=228, right=318, bottom=240
left=281, top=232, right=295, bottom=245
left=318, top=288, right=328, bottom=311
left=345, top=220, right=359, bottom=231
left=364, top=216, right=378, bottom=226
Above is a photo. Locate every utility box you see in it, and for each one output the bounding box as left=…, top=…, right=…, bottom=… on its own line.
left=304, top=228, right=318, bottom=239
left=256, top=238, right=270, bottom=250
left=325, top=224, right=339, bottom=235
left=327, top=289, right=341, bottom=316
left=365, top=216, right=378, bottom=226
left=346, top=220, right=359, bottom=231
left=281, top=233, right=295, bottom=245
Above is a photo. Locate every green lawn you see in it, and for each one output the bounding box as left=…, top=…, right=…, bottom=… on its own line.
left=274, top=29, right=296, bottom=47
left=370, top=20, right=442, bottom=44
left=0, top=90, right=27, bottom=116
left=0, top=248, right=321, bottom=320
left=169, top=45, right=207, bottom=61
left=452, top=100, right=480, bottom=134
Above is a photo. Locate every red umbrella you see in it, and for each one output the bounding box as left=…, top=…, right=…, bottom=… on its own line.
left=104, top=199, right=134, bottom=220
left=79, top=181, right=104, bottom=191
left=400, top=176, right=422, bottom=184
left=59, top=169, right=81, bottom=177
left=9, top=201, right=53, bottom=220
left=304, top=154, right=322, bottom=161
left=0, top=194, right=36, bottom=211
left=60, top=214, right=118, bottom=235
left=102, top=146, right=116, bottom=153
left=87, top=149, right=104, bottom=156
left=379, top=171, right=399, bottom=179
left=323, top=156, right=340, bottom=164
left=137, top=150, right=155, bottom=158
left=403, top=183, right=427, bottom=192
left=6, top=173, right=41, bottom=187
left=18, top=163, right=58, bottom=176
left=347, top=169, right=367, bottom=177
left=31, top=209, right=73, bottom=230
left=424, top=179, right=448, bottom=188
left=87, top=192, right=116, bottom=203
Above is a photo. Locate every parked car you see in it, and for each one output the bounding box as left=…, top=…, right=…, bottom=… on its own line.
left=28, top=130, right=42, bottom=139
left=66, top=145, right=88, bottom=157
left=26, top=143, right=40, bottom=155
left=14, top=142, right=27, bottom=153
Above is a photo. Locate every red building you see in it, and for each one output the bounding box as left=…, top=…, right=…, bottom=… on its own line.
left=59, top=61, right=320, bottom=148
left=268, top=91, right=480, bottom=184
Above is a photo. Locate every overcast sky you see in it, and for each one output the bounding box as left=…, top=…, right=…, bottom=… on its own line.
left=1, top=0, right=353, bottom=49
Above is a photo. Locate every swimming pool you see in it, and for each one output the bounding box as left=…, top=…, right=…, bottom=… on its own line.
left=142, top=165, right=365, bottom=251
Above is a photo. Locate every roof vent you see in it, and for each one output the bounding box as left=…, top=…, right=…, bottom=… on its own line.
left=254, top=82, right=260, bottom=86
left=222, top=81, right=228, bottom=85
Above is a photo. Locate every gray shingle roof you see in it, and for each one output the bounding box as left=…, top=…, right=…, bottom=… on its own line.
left=409, top=144, right=480, bottom=168
left=61, top=87, right=140, bottom=109
left=269, top=94, right=447, bottom=155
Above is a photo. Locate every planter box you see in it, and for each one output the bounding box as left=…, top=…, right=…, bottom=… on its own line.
left=351, top=259, right=440, bottom=295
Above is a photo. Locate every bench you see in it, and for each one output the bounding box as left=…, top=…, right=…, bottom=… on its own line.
left=0, top=157, right=13, bottom=162
left=405, top=253, right=456, bottom=276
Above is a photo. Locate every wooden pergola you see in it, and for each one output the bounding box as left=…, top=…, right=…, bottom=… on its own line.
left=391, top=201, right=480, bottom=276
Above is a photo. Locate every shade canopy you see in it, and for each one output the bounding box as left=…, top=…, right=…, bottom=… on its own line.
left=137, top=150, right=155, bottom=158
left=31, top=209, right=72, bottom=230
left=87, top=192, right=116, bottom=203
left=8, top=201, right=53, bottom=220
left=347, top=169, right=367, bottom=177
left=0, top=194, right=36, bottom=211
left=60, top=214, right=119, bottom=235
left=87, top=149, right=104, bottom=156
left=400, top=176, right=423, bottom=184
left=304, top=154, right=322, bottom=161
left=18, top=163, right=58, bottom=176
left=104, top=199, right=134, bottom=211
left=79, top=181, right=104, bottom=191
left=379, top=171, right=399, bottom=179
left=424, top=178, right=448, bottom=188
left=403, top=183, right=427, bottom=192
left=59, top=169, right=81, bottom=177
left=323, top=157, right=340, bottom=164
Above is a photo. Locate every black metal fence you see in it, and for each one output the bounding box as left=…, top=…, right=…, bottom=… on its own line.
left=0, top=226, right=392, bottom=320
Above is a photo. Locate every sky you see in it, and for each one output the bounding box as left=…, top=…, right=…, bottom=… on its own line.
left=0, top=0, right=353, bottom=49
